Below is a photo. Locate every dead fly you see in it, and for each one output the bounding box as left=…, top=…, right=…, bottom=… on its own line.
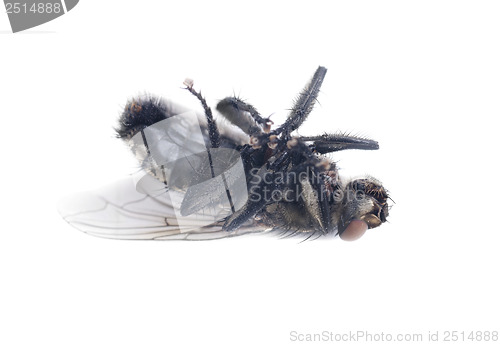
left=59, top=66, right=390, bottom=241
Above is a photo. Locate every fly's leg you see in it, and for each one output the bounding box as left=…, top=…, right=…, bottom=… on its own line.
left=222, top=170, right=278, bottom=231
left=184, top=80, right=221, bottom=149
left=253, top=66, right=327, bottom=147
left=224, top=140, right=335, bottom=233
left=290, top=163, right=332, bottom=234
left=276, top=66, right=327, bottom=136
left=298, top=133, right=379, bottom=153
left=183, top=81, right=239, bottom=213
left=216, top=97, right=273, bottom=136
left=276, top=140, right=335, bottom=234
left=223, top=162, right=333, bottom=234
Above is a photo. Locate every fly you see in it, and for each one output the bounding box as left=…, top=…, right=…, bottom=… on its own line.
left=59, top=66, right=390, bottom=241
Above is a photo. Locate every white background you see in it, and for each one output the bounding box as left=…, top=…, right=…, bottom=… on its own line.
left=1, top=1, right=499, bottom=344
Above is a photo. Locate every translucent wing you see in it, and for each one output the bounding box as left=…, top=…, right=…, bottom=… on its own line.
left=59, top=99, right=267, bottom=240
left=58, top=173, right=270, bottom=240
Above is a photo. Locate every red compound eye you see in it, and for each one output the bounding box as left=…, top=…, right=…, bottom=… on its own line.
left=339, top=219, right=368, bottom=241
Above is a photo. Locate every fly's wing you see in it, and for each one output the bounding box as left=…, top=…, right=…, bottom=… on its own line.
left=119, top=103, right=251, bottom=229
left=59, top=99, right=262, bottom=240
left=58, top=173, right=269, bottom=240
left=122, top=102, right=251, bottom=215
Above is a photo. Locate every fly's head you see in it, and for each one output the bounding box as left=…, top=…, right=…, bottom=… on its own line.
left=337, top=177, right=390, bottom=241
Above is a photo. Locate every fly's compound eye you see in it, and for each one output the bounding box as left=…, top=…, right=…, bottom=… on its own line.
left=339, top=219, right=368, bottom=241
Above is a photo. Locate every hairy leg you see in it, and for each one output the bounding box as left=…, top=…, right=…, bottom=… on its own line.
left=298, top=133, right=379, bottom=153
